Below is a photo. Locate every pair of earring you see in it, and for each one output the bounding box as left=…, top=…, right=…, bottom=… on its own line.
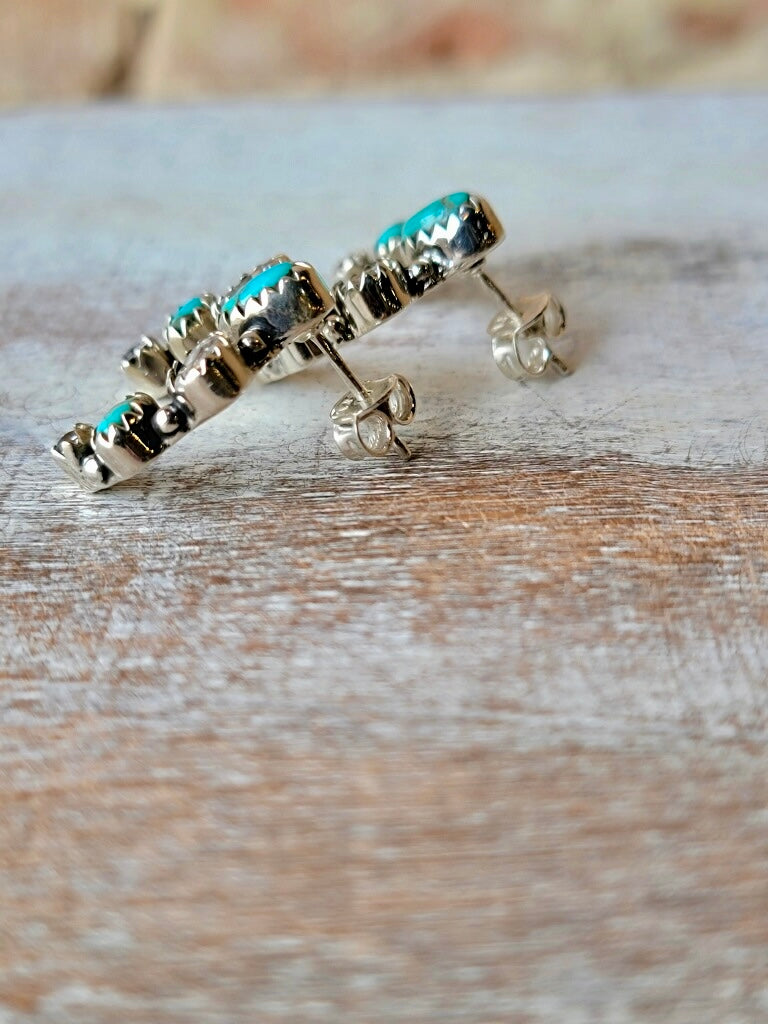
left=52, top=191, right=569, bottom=491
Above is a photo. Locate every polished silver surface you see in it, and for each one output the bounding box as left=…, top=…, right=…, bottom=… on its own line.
left=331, top=372, right=416, bottom=461
left=379, top=192, right=570, bottom=377
left=172, top=331, right=253, bottom=426
left=121, top=335, right=176, bottom=394
left=383, top=192, right=505, bottom=296
left=219, top=259, right=331, bottom=351
left=258, top=190, right=570, bottom=389
left=51, top=423, right=114, bottom=493
left=165, top=292, right=220, bottom=361
left=334, top=257, right=411, bottom=335
left=257, top=256, right=411, bottom=384
left=121, top=294, right=221, bottom=394
left=53, top=256, right=337, bottom=490
left=308, top=321, right=415, bottom=460
left=53, top=191, right=571, bottom=490
left=251, top=256, right=418, bottom=459
left=485, top=288, right=569, bottom=379
left=91, top=392, right=165, bottom=480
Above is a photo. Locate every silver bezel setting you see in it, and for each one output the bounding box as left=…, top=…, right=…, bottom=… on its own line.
left=218, top=258, right=332, bottom=348
left=171, top=331, right=253, bottom=425
left=164, top=293, right=220, bottom=362
left=91, top=393, right=165, bottom=479
left=53, top=254, right=341, bottom=490
left=257, top=257, right=411, bottom=385
left=388, top=193, right=505, bottom=290
left=121, top=335, right=176, bottom=395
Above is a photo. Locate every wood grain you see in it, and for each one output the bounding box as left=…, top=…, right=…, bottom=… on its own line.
left=1, top=97, right=767, bottom=1022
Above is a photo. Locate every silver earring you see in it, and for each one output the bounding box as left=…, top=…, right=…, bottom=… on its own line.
left=255, top=191, right=571, bottom=412
left=261, top=253, right=417, bottom=460
left=121, top=292, right=221, bottom=394
left=53, top=258, right=336, bottom=491
left=373, top=191, right=570, bottom=380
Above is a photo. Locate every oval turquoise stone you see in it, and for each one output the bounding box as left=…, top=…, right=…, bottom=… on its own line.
left=375, top=222, right=404, bottom=250
left=169, top=296, right=204, bottom=328
left=96, top=399, right=134, bottom=436
left=401, top=192, right=470, bottom=240
left=222, top=261, right=293, bottom=314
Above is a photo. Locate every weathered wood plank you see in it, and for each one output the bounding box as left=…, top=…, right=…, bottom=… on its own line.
left=1, top=97, right=767, bottom=1022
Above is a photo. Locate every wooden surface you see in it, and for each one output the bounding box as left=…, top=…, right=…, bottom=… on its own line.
left=1, top=96, right=768, bottom=1022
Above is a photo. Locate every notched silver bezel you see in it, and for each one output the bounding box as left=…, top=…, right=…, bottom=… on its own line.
left=164, top=293, right=220, bottom=362
left=91, top=393, right=165, bottom=479
left=218, top=258, right=334, bottom=351
left=333, top=257, right=411, bottom=336
left=396, top=193, right=505, bottom=279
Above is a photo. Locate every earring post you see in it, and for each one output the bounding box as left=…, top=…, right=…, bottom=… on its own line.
left=315, top=325, right=370, bottom=403
left=549, top=353, right=570, bottom=375
left=475, top=269, right=519, bottom=314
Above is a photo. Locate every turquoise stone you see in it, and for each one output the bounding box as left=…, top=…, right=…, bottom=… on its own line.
left=96, top=399, right=134, bottom=436
left=375, top=222, right=404, bottom=250
left=170, top=295, right=204, bottom=328
left=401, top=191, right=470, bottom=239
left=222, top=261, right=293, bottom=314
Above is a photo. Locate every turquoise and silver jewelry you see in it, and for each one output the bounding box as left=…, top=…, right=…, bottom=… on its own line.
left=52, top=254, right=419, bottom=490
left=377, top=190, right=569, bottom=379
left=52, top=258, right=338, bottom=491
left=51, top=190, right=569, bottom=490
left=261, top=190, right=569, bottom=386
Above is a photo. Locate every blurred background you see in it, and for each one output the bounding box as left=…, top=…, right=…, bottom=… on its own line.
left=2, top=0, right=767, bottom=107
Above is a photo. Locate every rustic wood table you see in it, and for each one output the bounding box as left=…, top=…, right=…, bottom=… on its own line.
left=2, top=96, right=767, bottom=1023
